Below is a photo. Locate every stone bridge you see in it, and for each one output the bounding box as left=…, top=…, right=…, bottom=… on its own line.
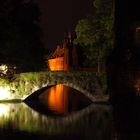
left=0, top=71, right=108, bottom=102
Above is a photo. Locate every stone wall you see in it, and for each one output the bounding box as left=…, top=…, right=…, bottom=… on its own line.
left=0, top=71, right=109, bottom=102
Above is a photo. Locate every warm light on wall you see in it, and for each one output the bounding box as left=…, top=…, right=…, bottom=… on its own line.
left=48, top=57, right=64, bottom=71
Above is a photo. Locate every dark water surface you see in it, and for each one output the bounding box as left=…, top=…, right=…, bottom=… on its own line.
left=1, top=84, right=140, bottom=140
left=0, top=102, right=113, bottom=140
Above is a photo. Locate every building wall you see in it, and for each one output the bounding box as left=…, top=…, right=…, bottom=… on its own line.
left=48, top=57, right=64, bottom=71
left=47, top=32, right=78, bottom=71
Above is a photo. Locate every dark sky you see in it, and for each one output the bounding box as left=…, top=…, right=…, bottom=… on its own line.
left=36, top=0, right=92, bottom=49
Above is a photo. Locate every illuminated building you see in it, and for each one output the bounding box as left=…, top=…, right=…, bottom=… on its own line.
left=46, top=32, right=78, bottom=71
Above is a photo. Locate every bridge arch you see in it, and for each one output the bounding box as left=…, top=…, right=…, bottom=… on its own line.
left=0, top=71, right=108, bottom=102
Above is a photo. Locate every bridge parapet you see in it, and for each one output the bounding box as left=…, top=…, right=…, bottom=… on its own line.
left=0, top=71, right=108, bottom=102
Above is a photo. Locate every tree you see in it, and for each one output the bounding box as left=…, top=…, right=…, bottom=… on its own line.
left=74, top=0, right=113, bottom=73
left=0, top=0, right=45, bottom=72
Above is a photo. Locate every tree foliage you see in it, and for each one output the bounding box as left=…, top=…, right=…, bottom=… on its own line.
left=74, top=0, right=113, bottom=68
left=0, top=0, right=45, bottom=72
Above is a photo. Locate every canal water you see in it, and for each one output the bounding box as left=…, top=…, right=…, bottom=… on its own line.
left=1, top=84, right=140, bottom=140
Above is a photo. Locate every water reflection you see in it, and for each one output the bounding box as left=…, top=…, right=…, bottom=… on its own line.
left=113, top=102, right=140, bottom=140
left=2, top=100, right=140, bottom=140
left=2, top=84, right=140, bottom=140
left=41, top=84, right=69, bottom=114
left=0, top=102, right=113, bottom=140
left=37, top=84, right=92, bottom=115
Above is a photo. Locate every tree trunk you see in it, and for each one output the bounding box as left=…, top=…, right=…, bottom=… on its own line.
left=107, top=0, right=140, bottom=103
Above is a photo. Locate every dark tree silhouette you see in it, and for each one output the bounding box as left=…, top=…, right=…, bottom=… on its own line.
left=107, top=0, right=140, bottom=103
left=0, top=0, right=45, bottom=72
left=74, top=0, right=113, bottom=71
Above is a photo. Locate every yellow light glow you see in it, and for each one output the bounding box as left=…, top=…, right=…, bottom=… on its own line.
left=0, top=87, right=11, bottom=100
left=0, top=104, right=10, bottom=117
left=0, top=64, right=8, bottom=74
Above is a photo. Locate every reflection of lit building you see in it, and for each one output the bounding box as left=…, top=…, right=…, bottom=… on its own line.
left=39, top=84, right=92, bottom=115
left=46, top=32, right=78, bottom=71
left=39, top=84, right=68, bottom=114
left=47, top=84, right=68, bottom=113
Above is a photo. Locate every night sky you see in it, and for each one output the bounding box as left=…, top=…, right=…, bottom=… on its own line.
left=36, top=0, right=92, bottom=49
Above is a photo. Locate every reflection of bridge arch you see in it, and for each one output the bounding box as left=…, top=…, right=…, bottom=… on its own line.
left=0, top=102, right=113, bottom=139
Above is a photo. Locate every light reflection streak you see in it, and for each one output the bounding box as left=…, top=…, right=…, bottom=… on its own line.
left=39, top=84, right=68, bottom=114
left=0, top=104, right=10, bottom=117
left=48, top=84, right=68, bottom=113
left=0, top=102, right=112, bottom=138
